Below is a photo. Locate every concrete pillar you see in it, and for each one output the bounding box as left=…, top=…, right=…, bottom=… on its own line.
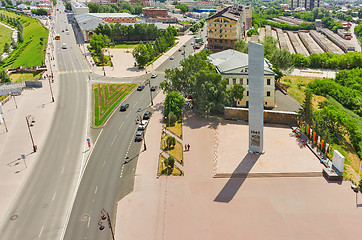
left=248, top=42, right=264, bottom=154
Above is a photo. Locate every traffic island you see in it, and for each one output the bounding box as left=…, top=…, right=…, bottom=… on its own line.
left=158, top=155, right=183, bottom=176
left=93, top=83, right=136, bottom=127
left=160, top=132, right=183, bottom=165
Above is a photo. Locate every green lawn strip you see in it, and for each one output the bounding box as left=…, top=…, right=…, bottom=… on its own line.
left=161, top=133, right=183, bottom=165
left=0, top=10, right=48, bottom=68
left=158, top=155, right=182, bottom=176
left=165, top=120, right=182, bottom=139
left=9, top=71, right=43, bottom=82
left=94, top=86, right=100, bottom=124
left=0, top=95, right=8, bottom=102
left=111, top=43, right=139, bottom=49
left=107, top=84, right=128, bottom=103
left=103, top=84, right=131, bottom=111
left=94, top=84, right=136, bottom=126
left=0, top=24, right=13, bottom=54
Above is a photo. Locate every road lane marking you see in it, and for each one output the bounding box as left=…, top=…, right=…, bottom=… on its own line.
left=39, top=225, right=44, bottom=237
left=118, top=122, right=124, bottom=131
left=126, top=111, right=131, bottom=119
left=94, top=186, right=98, bottom=194
left=87, top=217, right=91, bottom=228
left=111, top=135, right=117, bottom=147
left=61, top=167, right=65, bottom=175
left=52, top=192, right=57, bottom=201
left=103, top=160, right=106, bottom=167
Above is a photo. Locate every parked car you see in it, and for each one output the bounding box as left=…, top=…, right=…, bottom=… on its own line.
left=183, top=44, right=186, bottom=47
left=120, top=103, right=129, bottom=111
left=143, top=111, right=151, bottom=120
left=138, top=120, right=149, bottom=130
left=150, top=86, right=157, bottom=91
left=151, top=73, right=158, bottom=78
left=62, top=43, right=67, bottom=49
left=170, top=56, right=175, bottom=60
left=137, top=85, right=145, bottom=91
left=191, top=42, right=194, bottom=45
left=135, top=131, right=143, bottom=142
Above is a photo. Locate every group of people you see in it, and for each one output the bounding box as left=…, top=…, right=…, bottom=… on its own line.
left=184, top=144, right=190, bottom=151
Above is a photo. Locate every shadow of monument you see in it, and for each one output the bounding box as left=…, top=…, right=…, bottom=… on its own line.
left=214, top=153, right=260, bottom=203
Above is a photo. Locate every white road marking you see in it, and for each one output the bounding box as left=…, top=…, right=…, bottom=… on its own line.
left=126, top=111, right=131, bottom=119
left=61, top=167, right=65, bottom=175
left=111, top=135, right=117, bottom=147
left=118, top=122, right=124, bottom=131
left=39, top=225, right=44, bottom=237
left=103, top=160, right=106, bottom=167
left=87, top=217, right=91, bottom=228
left=52, top=192, right=57, bottom=201
left=94, top=186, right=98, bottom=194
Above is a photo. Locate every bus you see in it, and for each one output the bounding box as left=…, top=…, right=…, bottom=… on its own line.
left=55, top=34, right=60, bottom=40
left=195, top=37, right=203, bottom=43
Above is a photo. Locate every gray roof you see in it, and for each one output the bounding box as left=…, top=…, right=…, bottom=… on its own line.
left=71, top=2, right=87, bottom=8
left=207, top=49, right=275, bottom=74
left=75, top=14, right=167, bottom=32
left=88, top=12, right=135, bottom=18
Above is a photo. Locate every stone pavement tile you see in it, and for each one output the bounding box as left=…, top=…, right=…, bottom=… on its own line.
left=115, top=108, right=362, bottom=240
left=0, top=77, right=59, bottom=220
left=215, top=122, right=323, bottom=177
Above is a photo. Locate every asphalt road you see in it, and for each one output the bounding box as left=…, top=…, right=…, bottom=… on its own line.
left=0, top=4, right=89, bottom=240
left=63, top=28, right=206, bottom=240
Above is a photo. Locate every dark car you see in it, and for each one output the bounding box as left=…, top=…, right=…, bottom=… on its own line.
left=120, top=103, right=129, bottom=111
left=150, top=86, right=157, bottom=91
left=137, top=85, right=145, bottom=91
left=143, top=111, right=151, bottom=120
left=135, top=131, right=143, bottom=142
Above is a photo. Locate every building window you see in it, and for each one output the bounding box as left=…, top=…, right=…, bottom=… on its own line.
left=265, top=101, right=268, bottom=105
left=246, top=91, right=249, bottom=96
left=230, top=25, right=232, bottom=27
left=225, top=29, right=227, bottom=32
left=247, top=79, right=249, bottom=85
left=233, top=78, right=236, bottom=84
left=214, top=24, right=216, bottom=26
left=209, top=23, right=211, bottom=26
left=225, top=35, right=227, bottom=37
left=267, top=79, right=271, bottom=85
left=267, top=91, right=271, bottom=97
left=215, top=34, right=217, bottom=37
left=219, top=24, right=222, bottom=27
left=240, top=78, right=243, bottom=84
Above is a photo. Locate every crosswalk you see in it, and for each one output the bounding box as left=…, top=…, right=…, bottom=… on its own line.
left=58, top=69, right=90, bottom=75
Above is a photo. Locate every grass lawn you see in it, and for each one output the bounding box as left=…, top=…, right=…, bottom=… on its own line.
left=0, top=9, right=48, bottom=68
left=111, top=43, right=139, bottom=49
left=0, top=24, right=13, bottom=55
left=280, top=75, right=325, bottom=103
left=0, top=95, right=7, bottom=102
left=158, top=155, right=182, bottom=176
left=93, top=83, right=136, bottom=127
left=161, top=132, right=183, bottom=165
left=9, top=71, right=43, bottom=82
left=163, top=120, right=182, bottom=139
left=92, top=54, right=111, bottom=66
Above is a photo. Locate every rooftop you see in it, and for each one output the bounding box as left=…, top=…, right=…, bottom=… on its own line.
left=88, top=12, right=135, bottom=18
left=71, top=1, right=88, bottom=8
left=207, top=49, right=275, bottom=75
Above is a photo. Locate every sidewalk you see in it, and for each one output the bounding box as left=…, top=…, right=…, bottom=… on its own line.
left=79, top=33, right=194, bottom=78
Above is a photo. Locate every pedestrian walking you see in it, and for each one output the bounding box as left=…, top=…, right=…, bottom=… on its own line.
left=187, top=144, right=190, bottom=151
left=185, top=144, right=187, bottom=151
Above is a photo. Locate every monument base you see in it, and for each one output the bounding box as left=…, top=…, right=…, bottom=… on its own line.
left=322, top=167, right=343, bottom=182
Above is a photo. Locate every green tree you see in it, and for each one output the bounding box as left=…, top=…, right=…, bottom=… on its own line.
left=234, top=40, right=248, bottom=53
left=299, top=89, right=314, bottom=124
left=0, top=68, right=10, bottom=83
left=163, top=156, right=175, bottom=174
left=132, top=44, right=149, bottom=68
left=164, top=91, right=185, bottom=120
left=3, top=43, right=10, bottom=53
left=270, top=49, right=293, bottom=71
left=166, top=136, right=176, bottom=149
left=17, top=31, right=24, bottom=43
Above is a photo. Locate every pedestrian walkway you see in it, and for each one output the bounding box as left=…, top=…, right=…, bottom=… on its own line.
left=79, top=33, right=194, bottom=78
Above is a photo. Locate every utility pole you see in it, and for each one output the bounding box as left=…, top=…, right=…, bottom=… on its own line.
left=25, top=115, right=37, bottom=152
left=48, top=76, right=55, bottom=102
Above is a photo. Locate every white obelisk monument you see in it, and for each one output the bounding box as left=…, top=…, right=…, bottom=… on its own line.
left=248, top=42, right=264, bottom=154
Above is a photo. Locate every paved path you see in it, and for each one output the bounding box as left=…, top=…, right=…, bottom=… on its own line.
left=0, top=22, right=18, bottom=60
left=79, top=34, right=194, bottom=78
left=115, top=95, right=362, bottom=240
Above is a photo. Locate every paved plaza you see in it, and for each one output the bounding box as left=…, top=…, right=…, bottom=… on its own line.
left=115, top=94, right=362, bottom=240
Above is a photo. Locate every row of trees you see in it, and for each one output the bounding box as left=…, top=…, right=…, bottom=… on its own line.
left=89, top=33, right=110, bottom=66
left=94, top=23, right=161, bottom=42
left=87, top=2, right=142, bottom=15
left=159, top=50, right=245, bottom=116
left=164, top=91, right=185, bottom=127
left=299, top=89, right=361, bottom=159
left=355, top=24, right=362, bottom=45
left=31, top=9, right=49, bottom=16
left=190, top=18, right=205, bottom=34
left=133, top=27, right=177, bottom=68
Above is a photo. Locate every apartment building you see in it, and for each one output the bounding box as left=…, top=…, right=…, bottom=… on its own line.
left=207, top=49, right=276, bottom=108
left=290, top=0, right=323, bottom=10
left=206, top=5, right=252, bottom=53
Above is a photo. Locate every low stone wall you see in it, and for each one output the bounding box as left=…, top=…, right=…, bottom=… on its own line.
left=224, top=107, right=298, bottom=125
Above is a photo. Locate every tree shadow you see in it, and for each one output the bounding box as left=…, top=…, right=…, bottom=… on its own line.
left=214, top=153, right=260, bottom=203
left=183, top=111, right=220, bottom=130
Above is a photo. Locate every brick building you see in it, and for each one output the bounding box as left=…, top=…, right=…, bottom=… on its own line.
left=206, top=5, right=252, bottom=53
left=143, top=7, right=168, bottom=18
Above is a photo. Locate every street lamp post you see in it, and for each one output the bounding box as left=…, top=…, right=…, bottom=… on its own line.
left=145, top=79, right=153, bottom=106
left=98, top=209, right=115, bottom=240
left=48, top=76, right=55, bottom=102
left=10, top=92, right=18, bottom=109
left=25, top=115, right=37, bottom=152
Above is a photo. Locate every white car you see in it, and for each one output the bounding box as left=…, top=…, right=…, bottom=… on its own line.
left=170, top=56, right=175, bottom=60
left=138, top=120, right=148, bottom=130
left=151, top=73, right=158, bottom=78
left=62, top=43, right=67, bottom=49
